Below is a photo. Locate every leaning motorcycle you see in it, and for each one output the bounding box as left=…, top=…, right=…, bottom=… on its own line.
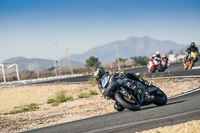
left=100, top=72, right=167, bottom=111
left=147, top=58, right=161, bottom=73
left=184, top=52, right=197, bottom=70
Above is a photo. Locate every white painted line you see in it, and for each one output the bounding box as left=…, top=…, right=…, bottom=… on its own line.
left=148, top=75, right=200, bottom=80
left=192, top=66, right=200, bottom=69
left=170, top=88, right=200, bottom=99
left=84, top=109, right=200, bottom=133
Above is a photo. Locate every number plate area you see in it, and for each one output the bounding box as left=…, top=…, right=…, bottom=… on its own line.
left=102, top=76, right=110, bottom=88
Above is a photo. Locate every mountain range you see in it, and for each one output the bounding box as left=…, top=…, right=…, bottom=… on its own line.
left=2, top=57, right=84, bottom=73
left=68, top=36, right=185, bottom=64
left=2, top=36, right=197, bottom=72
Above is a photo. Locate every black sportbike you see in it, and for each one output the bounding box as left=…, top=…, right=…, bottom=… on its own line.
left=100, top=72, right=167, bottom=111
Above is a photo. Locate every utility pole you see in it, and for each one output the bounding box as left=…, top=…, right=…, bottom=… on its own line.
left=114, top=42, right=121, bottom=70
left=54, top=42, right=58, bottom=76
left=66, top=48, right=73, bottom=75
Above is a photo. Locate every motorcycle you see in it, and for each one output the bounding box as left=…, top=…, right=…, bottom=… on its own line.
left=183, top=52, right=197, bottom=70
left=158, top=57, right=170, bottom=72
left=147, top=58, right=161, bottom=73
left=100, top=72, right=167, bottom=111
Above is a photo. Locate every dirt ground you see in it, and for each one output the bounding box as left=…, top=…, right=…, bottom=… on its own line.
left=0, top=77, right=200, bottom=133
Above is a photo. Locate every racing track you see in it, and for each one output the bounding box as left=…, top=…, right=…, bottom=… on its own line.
left=30, top=62, right=200, bottom=85
left=22, top=88, right=200, bottom=133
left=19, top=62, right=200, bottom=132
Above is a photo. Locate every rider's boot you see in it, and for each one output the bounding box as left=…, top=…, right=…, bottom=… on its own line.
left=114, top=102, right=124, bottom=112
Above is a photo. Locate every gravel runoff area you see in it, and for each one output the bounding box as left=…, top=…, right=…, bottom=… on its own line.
left=0, top=77, right=200, bottom=133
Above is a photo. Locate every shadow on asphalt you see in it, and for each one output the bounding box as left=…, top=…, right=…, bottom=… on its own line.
left=141, top=100, right=187, bottom=111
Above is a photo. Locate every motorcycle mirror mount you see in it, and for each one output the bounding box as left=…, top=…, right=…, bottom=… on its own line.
left=135, top=72, right=141, bottom=77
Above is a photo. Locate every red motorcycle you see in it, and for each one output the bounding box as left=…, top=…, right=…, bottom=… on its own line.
left=147, top=58, right=161, bottom=73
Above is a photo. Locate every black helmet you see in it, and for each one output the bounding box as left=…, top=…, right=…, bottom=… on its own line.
left=93, top=67, right=106, bottom=80
left=191, top=42, right=195, bottom=47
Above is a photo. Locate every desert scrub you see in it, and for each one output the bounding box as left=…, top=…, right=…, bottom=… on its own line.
left=4, top=103, right=39, bottom=115
left=47, top=91, right=73, bottom=106
left=88, top=77, right=97, bottom=86
left=78, top=90, right=98, bottom=99
left=78, top=93, right=90, bottom=99
left=89, top=90, right=98, bottom=96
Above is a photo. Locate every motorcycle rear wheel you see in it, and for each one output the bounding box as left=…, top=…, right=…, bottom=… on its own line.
left=115, top=92, right=141, bottom=111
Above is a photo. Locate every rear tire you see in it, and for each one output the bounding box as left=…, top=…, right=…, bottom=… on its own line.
left=115, top=92, right=141, bottom=111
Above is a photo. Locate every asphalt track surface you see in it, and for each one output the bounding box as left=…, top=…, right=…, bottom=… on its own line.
left=22, top=88, right=200, bottom=133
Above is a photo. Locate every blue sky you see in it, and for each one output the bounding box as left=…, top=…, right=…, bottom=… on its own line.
left=0, top=0, right=200, bottom=62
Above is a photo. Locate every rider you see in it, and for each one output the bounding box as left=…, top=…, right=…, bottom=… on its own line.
left=150, top=52, right=161, bottom=62
left=185, top=42, right=200, bottom=62
left=155, top=51, right=161, bottom=60
left=93, top=67, right=152, bottom=95
left=159, top=54, right=169, bottom=72
left=93, top=67, right=152, bottom=110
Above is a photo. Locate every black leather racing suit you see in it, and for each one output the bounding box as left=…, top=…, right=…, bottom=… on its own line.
left=186, top=46, right=200, bottom=62
left=97, top=72, right=151, bottom=94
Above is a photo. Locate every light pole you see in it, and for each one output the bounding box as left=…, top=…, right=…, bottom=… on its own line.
left=66, top=48, right=73, bottom=75
left=54, top=42, right=59, bottom=76
left=114, top=42, right=121, bottom=70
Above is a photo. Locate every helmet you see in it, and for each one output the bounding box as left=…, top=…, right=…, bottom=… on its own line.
left=162, top=54, right=168, bottom=59
left=156, top=51, right=160, bottom=55
left=93, top=67, right=105, bottom=80
left=191, top=42, right=195, bottom=47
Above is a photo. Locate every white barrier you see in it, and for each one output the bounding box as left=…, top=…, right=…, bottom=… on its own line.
left=0, top=74, right=83, bottom=87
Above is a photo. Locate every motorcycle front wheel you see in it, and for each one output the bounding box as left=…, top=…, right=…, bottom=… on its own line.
left=152, top=88, right=167, bottom=106
left=115, top=92, right=141, bottom=111
left=188, top=60, right=194, bottom=70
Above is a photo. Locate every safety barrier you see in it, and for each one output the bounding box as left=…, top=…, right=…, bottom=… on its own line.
left=0, top=74, right=83, bottom=87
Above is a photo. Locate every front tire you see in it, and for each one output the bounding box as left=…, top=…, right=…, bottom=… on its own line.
left=152, top=88, right=167, bottom=106
left=188, top=60, right=194, bottom=70
left=115, top=92, right=141, bottom=111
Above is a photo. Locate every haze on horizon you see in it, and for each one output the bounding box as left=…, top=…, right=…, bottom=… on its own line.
left=0, top=0, right=200, bottom=63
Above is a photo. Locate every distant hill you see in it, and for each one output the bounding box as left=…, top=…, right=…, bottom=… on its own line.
left=69, top=36, right=185, bottom=64
left=3, top=57, right=84, bottom=72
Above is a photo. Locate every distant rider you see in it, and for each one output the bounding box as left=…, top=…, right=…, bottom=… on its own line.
left=185, top=42, right=200, bottom=62
left=158, top=54, right=169, bottom=72
left=155, top=51, right=161, bottom=60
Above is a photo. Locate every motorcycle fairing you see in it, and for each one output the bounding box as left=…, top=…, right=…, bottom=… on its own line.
left=101, top=74, right=119, bottom=100
left=191, top=52, right=197, bottom=58
left=102, top=75, right=110, bottom=88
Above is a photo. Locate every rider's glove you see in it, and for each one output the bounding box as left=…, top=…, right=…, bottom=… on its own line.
left=113, top=70, right=124, bottom=76
left=144, top=81, right=152, bottom=87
